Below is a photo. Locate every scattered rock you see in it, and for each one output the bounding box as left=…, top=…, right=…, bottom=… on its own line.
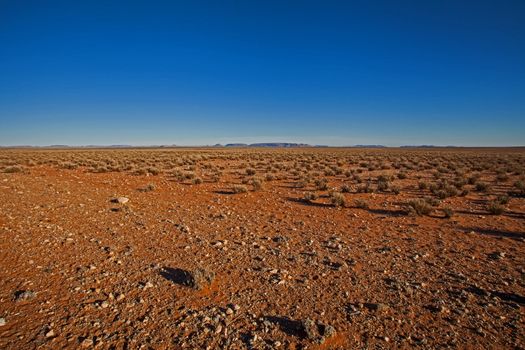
left=186, top=268, right=215, bottom=290
left=80, top=338, right=94, bottom=348
left=0, top=318, right=6, bottom=326
left=489, top=251, right=506, bottom=260
left=300, top=319, right=336, bottom=344
left=14, top=290, right=36, bottom=301
left=302, top=319, right=318, bottom=340
left=365, top=303, right=389, bottom=312
left=111, top=197, right=129, bottom=204
left=175, top=224, right=190, bottom=233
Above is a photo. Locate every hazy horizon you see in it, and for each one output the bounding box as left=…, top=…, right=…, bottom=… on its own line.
left=1, top=1, right=524, bottom=146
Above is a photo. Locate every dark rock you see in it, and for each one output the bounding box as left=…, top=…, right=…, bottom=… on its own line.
left=300, top=319, right=336, bottom=344
left=14, top=290, right=36, bottom=301
left=187, top=268, right=215, bottom=290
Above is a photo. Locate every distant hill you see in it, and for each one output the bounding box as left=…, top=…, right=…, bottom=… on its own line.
left=400, top=145, right=459, bottom=148
left=249, top=143, right=311, bottom=148
left=224, top=143, right=311, bottom=148
left=352, top=145, right=386, bottom=148
left=224, top=143, right=249, bottom=147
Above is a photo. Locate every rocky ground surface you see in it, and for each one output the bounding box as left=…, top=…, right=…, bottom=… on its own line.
left=0, top=149, right=524, bottom=349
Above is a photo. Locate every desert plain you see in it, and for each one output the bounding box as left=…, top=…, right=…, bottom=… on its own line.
left=0, top=147, right=524, bottom=349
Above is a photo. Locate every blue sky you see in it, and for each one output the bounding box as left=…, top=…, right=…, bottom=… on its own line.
left=1, top=1, right=524, bottom=146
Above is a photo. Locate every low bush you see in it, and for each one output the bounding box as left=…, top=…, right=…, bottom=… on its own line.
left=232, top=185, right=248, bottom=193
left=354, top=199, right=369, bottom=209
left=487, top=201, right=505, bottom=215
left=407, top=199, right=432, bottom=216
left=443, top=207, right=454, bottom=218
left=303, top=192, right=318, bottom=203
left=192, top=177, right=203, bottom=184
left=330, top=192, right=346, bottom=207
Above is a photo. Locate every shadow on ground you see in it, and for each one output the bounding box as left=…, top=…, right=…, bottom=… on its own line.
left=286, top=197, right=332, bottom=208
left=362, top=208, right=407, bottom=217
left=264, top=316, right=306, bottom=338
left=160, top=267, right=191, bottom=286
left=465, top=285, right=525, bottom=305
left=458, top=226, right=525, bottom=240
left=213, top=190, right=236, bottom=195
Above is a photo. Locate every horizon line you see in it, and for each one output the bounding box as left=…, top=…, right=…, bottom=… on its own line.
left=1, top=144, right=525, bottom=149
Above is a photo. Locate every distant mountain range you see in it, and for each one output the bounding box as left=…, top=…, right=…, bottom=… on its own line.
left=223, top=143, right=313, bottom=148
left=352, top=145, right=387, bottom=148
left=1, top=144, right=523, bottom=149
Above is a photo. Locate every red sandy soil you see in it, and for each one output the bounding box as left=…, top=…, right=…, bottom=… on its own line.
left=0, top=148, right=524, bottom=349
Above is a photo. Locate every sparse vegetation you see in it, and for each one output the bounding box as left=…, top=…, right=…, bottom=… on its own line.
left=232, top=184, right=248, bottom=193
left=341, top=183, right=352, bottom=193
left=138, top=183, right=156, bottom=192
left=407, top=199, right=433, bottom=216
left=315, top=178, right=329, bottom=191
left=330, top=192, right=346, bottom=207
left=443, top=207, right=454, bottom=218
left=487, top=201, right=505, bottom=215
left=303, top=192, right=318, bottom=203
left=355, top=199, right=369, bottom=209
left=3, top=165, right=25, bottom=173
left=192, top=177, right=203, bottom=184
left=475, top=182, right=490, bottom=192
left=0, top=147, right=524, bottom=350
left=251, top=178, right=263, bottom=191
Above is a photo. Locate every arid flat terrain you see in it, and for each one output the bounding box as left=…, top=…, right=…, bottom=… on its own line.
left=0, top=148, right=524, bottom=349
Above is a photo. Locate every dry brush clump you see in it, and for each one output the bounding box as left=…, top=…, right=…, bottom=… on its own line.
left=314, top=178, right=329, bottom=191
left=514, top=180, right=525, bottom=196
left=303, top=192, right=318, bottom=203
left=3, top=165, right=26, bottom=173
left=487, top=201, right=505, bottom=215
left=232, top=184, right=248, bottom=193
left=407, top=199, right=433, bottom=216
left=250, top=178, right=263, bottom=191
left=329, top=192, right=346, bottom=207
left=340, top=183, right=353, bottom=193
left=138, top=183, right=156, bottom=192
left=354, top=199, right=369, bottom=209
left=192, top=177, right=203, bottom=184
left=442, top=207, right=454, bottom=218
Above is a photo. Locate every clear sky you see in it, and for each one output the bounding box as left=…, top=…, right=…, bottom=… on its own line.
left=1, top=1, right=524, bottom=146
